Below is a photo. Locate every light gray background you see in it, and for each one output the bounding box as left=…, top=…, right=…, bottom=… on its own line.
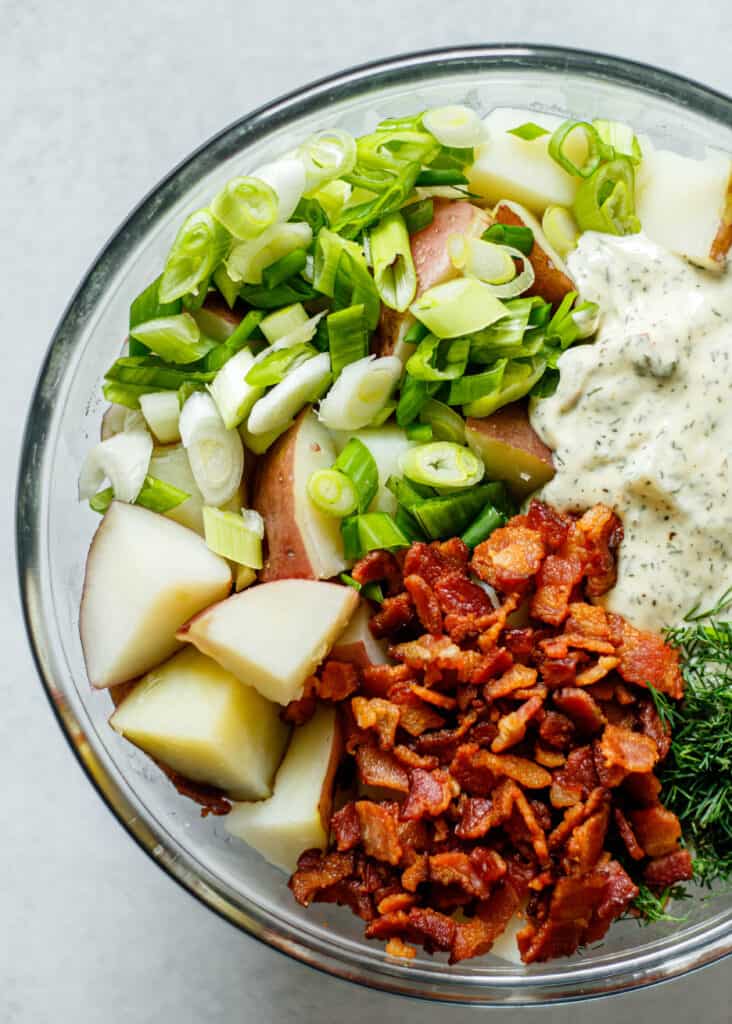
left=4, top=2, right=731, bottom=1021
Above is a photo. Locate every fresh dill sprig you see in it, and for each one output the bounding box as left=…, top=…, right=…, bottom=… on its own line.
left=631, top=882, right=691, bottom=925
left=661, top=589, right=732, bottom=887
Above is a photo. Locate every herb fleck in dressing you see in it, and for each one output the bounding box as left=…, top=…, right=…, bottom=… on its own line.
left=531, top=232, right=732, bottom=630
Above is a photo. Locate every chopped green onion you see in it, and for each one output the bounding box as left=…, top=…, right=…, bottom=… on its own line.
left=468, top=297, right=543, bottom=364
left=411, top=278, right=508, bottom=339
left=412, top=483, right=504, bottom=540
left=318, top=355, right=402, bottom=432
left=313, top=229, right=381, bottom=330
left=203, top=310, right=265, bottom=372
left=291, top=196, right=329, bottom=235
left=245, top=343, right=315, bottom=388
left=203, top=507, right=264, bottom=568
left=341, top=511, right=410, bottom=560
left=238, top=417, right=293, bottom=454
left=334, top=437, right=379, bottom=513
left=159, top=209, right=230, bottom=304
left=461, top=504, right=505, bottom=548
left=449, top=235, right=516, bottom=284
left=462, top=357, right=546, bottom=418
left=259, top=303, right=308, bottom=343
left=482, top=223, right=535, bottom=256
left=129, top=275, right=182, bottom=354
left=313, top=229, right=364, bottom=297
left=182, top=279, right=211, bottom=313
left=369, top=399, right=397, bottom=426
left=406, top=334, right=470, bottom=381
left=209, top=348, right=265, bottom=429
left=531, top=368, right=560, bottom=399
left=402, top=198, right=434, bottom=234
left=105, top=356, right=216, bottom=393
left=327, top=305, right=369, bottom=378
left=139, top=391, right=181, bottom=444
left=129, top=313, right=210, bottom=365
left=247, top=352, right=331, bottom=435
left=253, top=156, right=306, bottom=222
left=572, top=157, right=640, bottom=236
left=211, top=176, right=278, bottom=240
left=370, top=212, right=417, bottom=312
left=340, top=572, right=361, bottom=590
left=238, top=277, right=316, bottom=309
left=213, top=264, right=241, bottom=308
left=415, top=169, right=468, bottom=187
left=179, top=391, right=244, bottom=506
left=177, top=381, right=205, bottom=409
left=396, top=375, right=439, bottom=427
left=310, top=180, right=352, bottom=223
left=422, top=105, right=486, bottom=148
left=386, top=474, right=436, bottom=510
left=541, top=206, right=579, bottom=258
left=89, top=475, right=190, bottom=516
left=406, top=423, right=432, bottom=443
left=418, top=399, right=466, bottom=444
left=506, top=122, right=550, bottom=141
left=339, top=572, right=385, bottom=603
left=404, top=320, right=429, bottom=345
left=78, top=428, right=153, bottom=505
left=261, top=248, right=308, bottom=290
left=226, top=222, right=312, bottom=285
left=394, top=504, right=426, bottom=543
left=400, top=441, right=484, bottom=490
left=592, top=119, right=642, bottom=165
left=548, top=120, right=612, bottom=178
left=299, top=129, right=357, bottom=194
left=307, top=468, right=359, bottom=518
left=447, top=359, right=507, bottom=407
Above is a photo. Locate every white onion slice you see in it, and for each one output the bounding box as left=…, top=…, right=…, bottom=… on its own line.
left=317, top=355, right=402, bottom=431
left=179, top=392, right=244, bottom=506
left=246, top=353, right=331, bottom=435
left=139, top=392, right=181, bottom=444
left=423, top=105, right=487, bottom=148
left=78, top=429, right=153, bottom=504
left=253, top=156, right=306, bottom=222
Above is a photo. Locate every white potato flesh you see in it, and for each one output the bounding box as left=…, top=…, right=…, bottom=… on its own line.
left=468, top=107, right=579, bottom=214
left=80, top=501, right=232, bottom=688
left=148, top=445, right=245, bottom=536
left=110, top=647, right=289, bottom=800
left=489, top=904, right=529, bottom=964
left=226, top=705, right=340, bottom=873
left=329, top=424, right=416, bottom=517
left=636, top=142, right=732, bottom=270
left=177, top=579, right=359, bottom=705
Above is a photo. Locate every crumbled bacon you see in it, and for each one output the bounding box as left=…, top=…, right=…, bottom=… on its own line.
left=285, top=508, right=687, bottom=966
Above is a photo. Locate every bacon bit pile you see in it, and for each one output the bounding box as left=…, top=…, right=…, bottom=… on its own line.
left=288, top=501, right=692, bottom=964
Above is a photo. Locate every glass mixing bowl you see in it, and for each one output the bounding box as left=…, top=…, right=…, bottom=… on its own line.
left=17, top=45, right=732, bottom=1005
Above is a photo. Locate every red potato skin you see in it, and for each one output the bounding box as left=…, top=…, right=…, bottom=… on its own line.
left=251, top=411, right=315, bottom=583
left=376, top=200, right=490, bottom=358
left=200, top=292, right=244, bottom=328
left=466, top=403, right=554, bottom=470
left=494, top=202, right=575, bottom=307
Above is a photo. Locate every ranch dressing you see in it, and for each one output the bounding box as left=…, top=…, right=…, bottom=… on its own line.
left=530, top=232, right=732, bottom=631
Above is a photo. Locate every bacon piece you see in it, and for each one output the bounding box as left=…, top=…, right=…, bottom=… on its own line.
left=403, top=539, right=469, bottom=587
left=409, top=683, right=457, bottom=711
left=539, top=652, right=586, bottom=688
left=611, top=616, right=684, bottom=699
left=596, top=725, right=658, bottom=788
left=450, top=743, right=499, bottom=795
left=355, top=743, right=410, bottom=792
left=352, top=549, right=403, bottom=595
left=429, top=849, right=506, bottom=899
left=355, top=801, right=403, bottom=865
left=456, top=795, right=498, bottom=839
left=566, top=602, right=610, bottom=639
left=530, top=554, right=584, bottom=625
left=289, top=850, right=356, bottom=906
left=385, top=936, right=417, bottom=959
left=550, top=745, right=599, bottom=807
left=575, top=656, right=620, bottom=687
left=518, top=872, right=607, bottom=962
left=393, top=745, right=439, bottom=770
left=370, top=592, right=414, bottom=639
left=585, top=860, right=638, bottom=944
left=548, top=787, right=607, bottom=850
left=450, top=881, right=523, bottom=964
left=472, top=525, right=545, bottom=593
left=401, top=768, right=458, bottom=821
left=332, top=802, right=361, bottom=851
left=563, top=800, right=610, bottom=874
left=622, top=771, right=662, bottom=806
left=319, top=660, right=360, bottom=701
left=351, top=696, right=401, bottom=750
left=638, top=700, right=672, bottom=760
left=628, top=805, right=682, bottom=857
left=404, top=574, right=443, bottom=635
left=451, top=743, right=551, bottom=792
left=484, top=663, right=538, bottom=700
left=613, top=807, right=645, bottom=860
left=576, top=503, right=623, bottom=597
left=398, top=704, right=446, bottom=737
left=539, top=710, right=575, bottom=750
left=402, top=852, right=429, bottom=891
left=503, top=627, right=536, bottom=661
left=434, top=572, right=494, bottom=617
left=535, top=742, right=566, bottom=768
left=491, top=696, right=544, bottom=753
left=361, top=662, right=412, bottom=698
left=477, top=593, right=521, bottom=650
left=552, top=687, right=606, bottom=735
left=470, top=647, right=514, bottom=685
left=413, top=712, right=479, bottom=762
left=526, top=499, right=571, bottom=551
left=391, top=633, right=462, bottom=672
left=408, top=906, right=456, bottom=952
left=281, top=694, right=317, bottom=726
left=643, top=849, right=694, bottom=888
left=365, top=909, right=411, bottom=940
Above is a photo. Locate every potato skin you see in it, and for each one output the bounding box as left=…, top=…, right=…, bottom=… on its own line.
left=494, top=201, right=575, bottom=307
left=466, top=402, right=555, bottom=498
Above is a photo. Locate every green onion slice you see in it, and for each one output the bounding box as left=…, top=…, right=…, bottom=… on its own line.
left=341, top=511, right=411, bottom=560
left=448, top=235, right=516, bottom=284
left=203, top=310, right=265, bottom=372
left=299, top=129, right=357, bottom=195
left=422, top=105, right=486, bottom=148
left=396, top=375, right=439, bottom=427
left=418, top=399, right=466, bottom=444
left=89, top=475, right=190, bottom=516
left=247, top=352, right=331, bottom=435
left=318, top=355, right=402, bottom=432
left=78, top=427, right=153, bottom=505
left=262, top=248, right=308, bottom=290
left=212, top=264, right=241, bottom=309
left=307, top=468, right=358, bottom=518
left=541, top=206, right=579, bottom=258
left=402, top=198, right=434, bottom=234
left=260, top=303, right=309, bottom=343
left=447, top=359, right=507, bottom=407
left=406, top=423, right=433, bottom=443
left=159, top=209, right=230, bottom=304
left=482, top=223, right=535, bottom=256
left=461, top=504, right=506, bottom=548
left=411, top=278, right=509, bottom=339
left=415, top=169, right=468, bottom=187
left=226, top=221, right=312, bottom=285
left=245, top=343, right=315, bottom=388
left=179, top=391, right=244, bottom=506
left=203, top=507, right=264, bottom=568
left=399, top=441, right=484, bottom=490
left=327, top=305, right=369, bottom=378
left=573, top=157, right=641, bottom=236
left=406, top=334, right=470, bottom=382
left=129, top=313, right=210, bottom=365
left=463, top=358, right=547, bottom=418
left=333, top=437, right=379, bottom=513
left=211, top=176, right=278, bottom=240
left=548, top=120, right=612, bottom=179
left=210, top=348, right=265, bottom=429
left=412, top=483, right=503, bottom=541
left=370, top=212, right=417, bottom=312
left=506, top=122, right=550, bottom=141
left=592, top=119, right=642, bottom=165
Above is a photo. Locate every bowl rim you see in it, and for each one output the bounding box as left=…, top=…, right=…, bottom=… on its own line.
left=16, top=43, right=732, bottom=1006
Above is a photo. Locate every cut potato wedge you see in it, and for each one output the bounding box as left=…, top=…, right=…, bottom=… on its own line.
left=80, top=501, right=232, bottom=688
left=331, top=600, right=389, bottom=668
left=636, top=141, right=732, bottom=270
left=493, top=200, right=575, bottom=306
left=469, top=108, right=579, bottom=214
left=465, top=403, right=555, bottom=499
left=329, top=424, right=415, bottom=517
left=149, top=444, right=245, bottom=535
left=177, top=578, right=359, bottom=704
left=110, top=647, right=289, bottom=800
left=226, top=704, right=341, bottom=873
left=252, top=409, right=346, bottom=582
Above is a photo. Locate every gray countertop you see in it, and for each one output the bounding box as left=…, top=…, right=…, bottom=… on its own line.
left=4, top=2, right=731, bottom=1021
